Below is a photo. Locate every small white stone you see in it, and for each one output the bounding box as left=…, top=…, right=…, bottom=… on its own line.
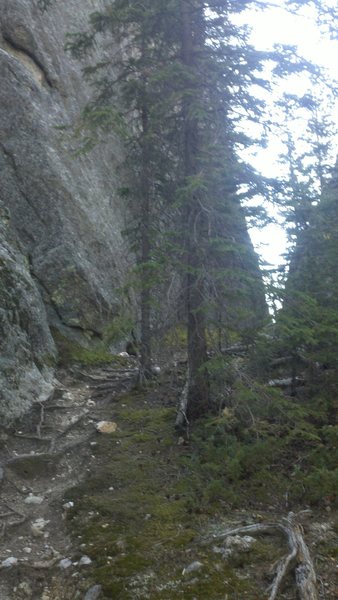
left=96, top=420, right=117, bottom=434
left=31, top=518, right=49, bottom=537
left=31, top=526, right=44, bottom=537
left=23, top=547, right=32, bottom=554
left=24, top=494, right=44, bottom=505
left=182, top=561, right=203, bottom=575
left=63, top=501, right=74, bottom=510
left=1, top=557, right=18, bottom=568
left=79, top=555, right=92, bottom=566
left=59, top=558, right=72, bottom=569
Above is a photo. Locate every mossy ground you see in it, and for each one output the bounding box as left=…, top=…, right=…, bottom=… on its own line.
left=52, top=328, right=126, bottom=366
left=62, top=370, right=338, bottom=600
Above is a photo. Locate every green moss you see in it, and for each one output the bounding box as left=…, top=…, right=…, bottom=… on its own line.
left=103, top=313, right=134, bottom=345
left=132, top=432, right=155, bottom=443
left=52, top=328, right=115, bottom=365
left=163, top=324, right=187, bottom=349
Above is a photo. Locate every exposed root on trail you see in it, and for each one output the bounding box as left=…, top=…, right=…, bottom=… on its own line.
left=0, top=502, right=27, bottom=540
left=211, top=511, right=318, bottom=600
left=175, top=369, right=190, bottom=431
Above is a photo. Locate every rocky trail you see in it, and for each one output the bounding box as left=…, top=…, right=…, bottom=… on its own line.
left=0, top=359, right=337, bottom=600
left=0, top=360, right=138, bottom=599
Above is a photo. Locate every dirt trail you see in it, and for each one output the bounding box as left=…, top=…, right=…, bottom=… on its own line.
left=0, top=361, right=138, bottom=600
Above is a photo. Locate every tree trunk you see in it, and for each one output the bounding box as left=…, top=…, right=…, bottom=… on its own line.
left=138, top=102, right=152, bottom=382
left=181, top=1, right=209, bottom=419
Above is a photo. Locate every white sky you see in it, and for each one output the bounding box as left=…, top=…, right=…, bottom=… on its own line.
left=237, top=1, right=338, bottom=268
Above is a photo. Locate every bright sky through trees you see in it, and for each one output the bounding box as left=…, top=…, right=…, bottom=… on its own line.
left=237, top=1, right=338, bottom=267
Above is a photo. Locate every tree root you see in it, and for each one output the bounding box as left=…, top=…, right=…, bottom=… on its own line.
left=175, top=370, right=190, bottom=431
left=211, top=511, right=318, bottom=600
left=0, top=502, right=27, bottom=539
left=76, top=369, right=136, bottom=382
left=14, top=433, right=52, bottom=442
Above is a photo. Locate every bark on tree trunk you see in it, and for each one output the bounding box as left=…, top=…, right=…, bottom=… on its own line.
left=138, top=99, right=152, bottom=383
left=181, top=0, right=210, bottom=420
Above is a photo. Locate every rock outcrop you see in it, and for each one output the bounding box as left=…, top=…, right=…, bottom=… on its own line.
left=0, top=202, right=55, bottom=423
left=0, top=0, right=129, bottom=420
left=0, top=0, right=129, bottom=337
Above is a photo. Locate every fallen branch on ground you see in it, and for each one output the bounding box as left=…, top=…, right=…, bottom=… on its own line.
left=210, top=511, right=318, bottom=600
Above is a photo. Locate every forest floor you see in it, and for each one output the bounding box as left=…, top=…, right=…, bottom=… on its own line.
left=0, top=357, right=337, bottom=599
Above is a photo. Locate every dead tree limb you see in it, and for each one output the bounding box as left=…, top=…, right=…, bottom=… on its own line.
left=210, top=512, right=318, bottom=600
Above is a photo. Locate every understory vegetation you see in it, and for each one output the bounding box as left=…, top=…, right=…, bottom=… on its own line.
left=64, top=363, right=337, bottom=598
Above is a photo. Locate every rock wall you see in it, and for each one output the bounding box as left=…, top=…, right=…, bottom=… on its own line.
left=0, top=0, right=130, bottom=420
left=0, top=0, right=129, bottom=335
left=0, top=202, right=56, bottom=423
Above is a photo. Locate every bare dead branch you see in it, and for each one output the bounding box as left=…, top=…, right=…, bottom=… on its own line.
left=210, top=512, right=318, bottom=600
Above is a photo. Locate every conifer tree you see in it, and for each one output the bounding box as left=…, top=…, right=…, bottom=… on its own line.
left=62, top=0, right=316, bottom=419
left=271, top=89, right=338, bottom=392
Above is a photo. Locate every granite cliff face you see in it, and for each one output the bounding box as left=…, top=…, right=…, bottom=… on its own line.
left=0, top=0, right=129, bottom=421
